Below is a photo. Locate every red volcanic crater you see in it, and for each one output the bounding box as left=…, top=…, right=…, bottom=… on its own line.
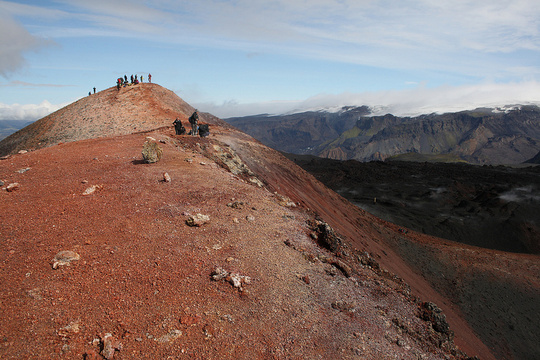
left=1, top=83, right=537, bottom=359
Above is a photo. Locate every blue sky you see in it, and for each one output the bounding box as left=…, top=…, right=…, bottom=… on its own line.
left=1, top=0, right=540, bottom=120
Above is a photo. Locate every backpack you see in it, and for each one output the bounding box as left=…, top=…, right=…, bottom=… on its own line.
left=199, top=124, right=209, bottom=137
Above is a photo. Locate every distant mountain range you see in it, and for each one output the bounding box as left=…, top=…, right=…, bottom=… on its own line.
left=0, top=120, right=33, bottom=141
left=227, top=105, right=540, bottom=165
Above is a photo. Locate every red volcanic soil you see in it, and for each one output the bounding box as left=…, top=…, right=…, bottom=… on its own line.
left=1, top=84, right=535, bottom=359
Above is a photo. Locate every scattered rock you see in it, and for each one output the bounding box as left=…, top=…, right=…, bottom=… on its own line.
left=17, top=150, right=28, bottom=154
left=228, top=273, right=251, bottom=288
left=420, top=302, right=450, bottom=334
left=57, top=321, right=80, bottom=339
left=210, top=267, right=252, bottom=291
left=274, top=192, right=297, bottom=207
left=82, top=184, right=103, bottom=196
left=249, top=177, right=264, bottom=187
left=16, top=167, right=31, bottom=173
left=101, top=333, right=123, bottom=360
left=26, top=288, right=43, bottom=300
left=52, top=250, right=80, bottom=269
left=357, top=252, right=380, bottom=270
left=0, top=180, right=4, bottom=186
left=141, top=140, right=163, bottom=164
left=6, top=183, right=19, bottom=192
left=186, top=213, right=210, bottom=227
left=155, top=329, right=182, bottom=343
left=162, top=172, right=171, bottom=182
left=246, top=215, right=255, bottom=222
left=203, top=324, right=214, bottom=338
left=327, top=258, right=354, bottom=277
left=210, top=267, right=229, bottom=281
left=227, top=201, right=244, bottom=209
left=185, top=158, right=193, bottom=163
left=310, top=220, right=343, bottom=253
left=331, top=300, right=356, bottom=313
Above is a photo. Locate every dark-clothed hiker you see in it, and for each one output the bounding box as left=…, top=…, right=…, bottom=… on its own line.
left=188, top=111, right=199, bottom=136
left=173, top=118, right=186, bottom=135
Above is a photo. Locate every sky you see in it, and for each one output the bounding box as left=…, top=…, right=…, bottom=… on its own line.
left=1, top=0, right=540, bottom=121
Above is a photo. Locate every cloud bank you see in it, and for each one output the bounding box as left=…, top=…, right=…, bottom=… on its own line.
left=0, top=100, right=63, bottom=121
left=196, top=81, right=540, bottom=118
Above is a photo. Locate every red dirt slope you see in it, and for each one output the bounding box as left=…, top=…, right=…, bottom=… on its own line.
left=0, top=84, right=510, bottom=359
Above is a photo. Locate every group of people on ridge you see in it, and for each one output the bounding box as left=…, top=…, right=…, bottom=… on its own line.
left=173, top=111, right=209, bottom=137
left=116, top=73, right=152, bottom=90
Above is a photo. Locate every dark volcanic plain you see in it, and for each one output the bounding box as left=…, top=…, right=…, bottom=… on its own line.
left=1, top=84, right=538, bottom=360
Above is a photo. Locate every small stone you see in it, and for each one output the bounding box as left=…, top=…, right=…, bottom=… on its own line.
left=16, top=167, right=31, bottom=173
left=82, top=184, right=102, bottom=196
left=203, top=324, right=214, bottom=338
left=211, top=267, right=229, bottom=281
left=101, top=333, right=122, bottom=359
left=52, top=250, right=80, bottom=269
left=246, top=215, right=255, bottom=222
left=186, top=213, right=210, bottom=227
left=6, top=183, right=19, bottom=192
left=27, top=288, right=43, bottom=300
left=57, top=321, right=80, bottom=338
left=274, top=193, right=296, bottom=207
left=0, top=180, right=4, bottom=186
left=141, top=140, right=163, bottom=164
left=226, top=273, right=251, bottom=290
left=249, top=177, right=264, bottom=187
left=155, top=329, right=182, bottom=343
left=18, top=150, right=28, bottom=154
left=227, top=201, right=244, bottom=209
left=331, top=300, right=356, bottom=313
left=162, top=172, right=171, bottom=182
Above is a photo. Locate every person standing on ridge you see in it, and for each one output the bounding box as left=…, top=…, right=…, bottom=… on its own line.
left=93, top=87, right=96, bottom=94
left=148, top=73, right=152, bottom=83
left=173, top=118, right=185, bottom=135
left=188, top=111, right=199, bottom=136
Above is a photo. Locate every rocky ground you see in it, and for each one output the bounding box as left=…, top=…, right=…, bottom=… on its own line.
left=0, top=83, right=537, bottom=359
left=286, top=155, right=540, bottom=360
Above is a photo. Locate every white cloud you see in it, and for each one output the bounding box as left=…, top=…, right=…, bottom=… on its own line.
left=5, top=0, right=539, bottom=78
left=0, top=100, right=64, bottom=120
left=0, top=13, right=51, bottom=76
left=197, top=81, right=540, bottom=118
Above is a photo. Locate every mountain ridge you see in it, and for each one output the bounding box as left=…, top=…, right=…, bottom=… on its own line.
left=227, top=105, right=540, bottom=165
left=1, top=84, right=537, bottom=359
